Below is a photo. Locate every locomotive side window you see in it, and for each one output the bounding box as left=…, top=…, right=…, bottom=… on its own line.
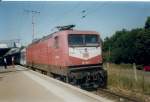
left=68, top=34, right=99, bottom=46
left=54, top=36, right=59, bottom=48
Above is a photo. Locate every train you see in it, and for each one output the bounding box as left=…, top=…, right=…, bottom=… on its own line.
left=26, top=25, right=107, bottom=88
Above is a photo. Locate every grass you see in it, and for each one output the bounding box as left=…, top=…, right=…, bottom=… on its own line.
left=104, top=63, right=150, bottom=101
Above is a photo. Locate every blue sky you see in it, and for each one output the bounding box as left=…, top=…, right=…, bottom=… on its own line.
left=0, top=1, right=150, bottom=45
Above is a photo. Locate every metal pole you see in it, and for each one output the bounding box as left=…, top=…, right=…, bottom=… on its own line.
left=133, top=63, right=137, bottom=81
left=109, top=46, right=111, bottom=62
left=32, top=15, right=35, bottom=41
left=24, top=10, right=40, bottom=42
left=107, top=46, right=111, bottom=69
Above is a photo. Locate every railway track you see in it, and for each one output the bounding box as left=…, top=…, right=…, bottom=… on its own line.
left=93, top=88, right=143, bottom=102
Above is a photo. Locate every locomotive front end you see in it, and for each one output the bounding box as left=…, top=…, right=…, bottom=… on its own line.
left=67, top=32, right=107, bottom=88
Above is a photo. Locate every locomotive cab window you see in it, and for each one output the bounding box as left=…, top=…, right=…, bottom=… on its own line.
left=54, top=36, right=59, bottom=48
left=68, top=34, right=99, bottom=46
left=85, top=35, right=98, bottom=45
left=68, top=34, right=83, bottom=45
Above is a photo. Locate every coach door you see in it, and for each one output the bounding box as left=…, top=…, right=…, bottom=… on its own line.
left=54, top=36, right=60, bottom=65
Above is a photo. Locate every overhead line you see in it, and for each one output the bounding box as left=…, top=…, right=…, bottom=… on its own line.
left=49, top=3, right=81, bottom=31
left=81, top=3, right=108, bottom=19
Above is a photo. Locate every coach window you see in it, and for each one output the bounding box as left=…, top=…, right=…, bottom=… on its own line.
left=54, top=36, right=59, bottom=48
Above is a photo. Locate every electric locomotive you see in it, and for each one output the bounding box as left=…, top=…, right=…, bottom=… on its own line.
left=26, top=25, right=107, bottom=88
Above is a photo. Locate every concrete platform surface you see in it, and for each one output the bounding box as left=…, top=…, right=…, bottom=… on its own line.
left=0, top=65, right=113, bottom=102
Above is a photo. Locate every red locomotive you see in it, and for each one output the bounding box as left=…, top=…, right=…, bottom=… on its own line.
left=26, top=25, right=107, bottom=88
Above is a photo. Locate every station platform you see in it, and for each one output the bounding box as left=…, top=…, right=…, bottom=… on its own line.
left=0, top=65, right=112, bottom=102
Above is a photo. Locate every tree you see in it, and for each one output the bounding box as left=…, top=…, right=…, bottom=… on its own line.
left=145, top=16, right=150, bottom=29
left=135, top=29, right=150, bottom=65
left=103, top=17, right=150, bottom=65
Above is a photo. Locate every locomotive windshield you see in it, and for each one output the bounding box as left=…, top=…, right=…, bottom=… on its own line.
left=68, top=34, right=99, bottom=46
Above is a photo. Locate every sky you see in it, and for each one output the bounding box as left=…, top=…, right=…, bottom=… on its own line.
left=0, top=1, right=150, bottom=46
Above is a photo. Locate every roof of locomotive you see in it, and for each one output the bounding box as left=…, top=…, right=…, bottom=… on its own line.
left=28, top=30, right=99, bottom=46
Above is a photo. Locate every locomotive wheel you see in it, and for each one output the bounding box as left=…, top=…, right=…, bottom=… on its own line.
left=98, top=70, right=107, bottom=88
left=68, top=77, right=77, bottom=85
